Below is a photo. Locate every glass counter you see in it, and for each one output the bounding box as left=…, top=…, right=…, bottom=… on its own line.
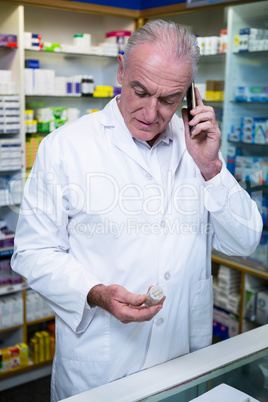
left=61, top=325, right=268, bottom=401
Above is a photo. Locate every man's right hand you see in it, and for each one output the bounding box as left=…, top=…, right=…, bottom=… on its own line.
left=87, top=284, right=165, bottom=324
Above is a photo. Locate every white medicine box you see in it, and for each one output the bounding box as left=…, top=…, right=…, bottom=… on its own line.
left=256, top=290, right=268, bottom=325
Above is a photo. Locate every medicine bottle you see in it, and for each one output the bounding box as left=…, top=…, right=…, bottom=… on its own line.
left=81, top=76, right=94, bottom=96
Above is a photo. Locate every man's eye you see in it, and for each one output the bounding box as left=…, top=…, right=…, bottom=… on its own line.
left=160, top=98, right=174, bottom=105
left=135, top=91, right=147, bottom=98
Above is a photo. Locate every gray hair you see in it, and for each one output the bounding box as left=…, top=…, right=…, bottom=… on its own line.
left=123, top=19, right=200, bottom=79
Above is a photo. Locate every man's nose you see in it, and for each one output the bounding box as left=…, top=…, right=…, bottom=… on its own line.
left=143, top=97, right=158, bottom=123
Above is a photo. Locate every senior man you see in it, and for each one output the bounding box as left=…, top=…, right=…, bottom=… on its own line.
left=12, top=20, right=262, bottom=401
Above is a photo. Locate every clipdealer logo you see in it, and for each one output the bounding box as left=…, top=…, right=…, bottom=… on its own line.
left=8, top=169, right=261, bottom=232
left=68, top=217, right=214, bottom=239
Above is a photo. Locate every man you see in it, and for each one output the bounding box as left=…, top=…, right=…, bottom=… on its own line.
left=11, top=20, right=262, bottom=401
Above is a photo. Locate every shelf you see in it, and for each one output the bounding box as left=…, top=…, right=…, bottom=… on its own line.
left=0, top=359, right=53, bottom=380
left=232, top=100, right=268, bottom=104
left=239, top=182, right=268, bottom=194
left=25, top=95, right=113, bottom=99
left=199, top=53, right=226, bottom=63
left=0, top=247, right=13, bottom=257
left=228, top=141, right=268, bottom=148
left=0, top=46, right=17, bottom=51
left=0, top=167, right=22, bottom=172
left=0, top=132, right=20, bottom=135
left=233, top=50, right=268, bottom=55
left=212, top=251, right=268, bottom=280
left=181, top=99, right=223, bottom=106
left=0, top=324, right=23, bottom=333
left=24, top=48, right=117, bottom=59
left=0, top=282, right=28, bottom=296
left=26, top=315, right=55, bottom=326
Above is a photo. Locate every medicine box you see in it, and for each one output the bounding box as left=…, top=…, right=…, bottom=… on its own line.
left=17, top=343, right=29, bottom=367
left=240, top=117, right=268, bottom=144
left=235, top=86, right=268, bottom=102
left=25, top=59, right=39, bottom=69
left=213, top=307, right=239, bottom=340
left=256, top=290, right=268, bottom=324
left=10, top=346, right=20, bottom=369
left=248, top=233, right=268, bottom=265
left=30, top=331, right=51, bottom=363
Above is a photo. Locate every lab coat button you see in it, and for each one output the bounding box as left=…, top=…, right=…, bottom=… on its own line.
left=155, top=318, right=164, bottom=326
left=160, top=220, right=166, bottom=228
left=145, top=173, right=152, bottom=180
left=164, top=271, right=171, bottom=281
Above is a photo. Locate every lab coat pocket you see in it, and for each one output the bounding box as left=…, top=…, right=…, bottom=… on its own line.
left=189, top=276, right=213, bottom=352
left=58, top=309, right=110, bottom=362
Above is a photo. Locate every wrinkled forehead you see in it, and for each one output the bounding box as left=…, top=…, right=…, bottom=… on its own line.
left=126, top=41, right=187, bottom=71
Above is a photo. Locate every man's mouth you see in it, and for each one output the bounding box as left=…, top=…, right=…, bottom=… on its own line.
left=136, top=119, right=157, bottom=128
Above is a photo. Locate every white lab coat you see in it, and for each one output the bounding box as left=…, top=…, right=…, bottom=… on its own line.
left=11, top=98, right=262, bottom=401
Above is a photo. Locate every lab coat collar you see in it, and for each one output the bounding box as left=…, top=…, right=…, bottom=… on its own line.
left=100, top=97, right=186, bottom=178
left=168, top=117, right=187, bottom=177
left=101, top=97, right=151, bottom=174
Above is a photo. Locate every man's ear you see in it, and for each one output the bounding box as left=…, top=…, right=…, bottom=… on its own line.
left=117, top=54, right=124, bottom=85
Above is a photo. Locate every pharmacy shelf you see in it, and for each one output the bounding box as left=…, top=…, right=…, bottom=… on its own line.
left=233, top=100, right=268, bottom=104
left=212, top=250, right=268, bottom=334
left=199, top=53, right=226, bottom=61
left=0, top=133, right=20, bottom=135
left=229, top=141, right=268, bottom=148
left=25, top=95, right=113, bottom=99
left=212, top=250, right=268, bottom=281
left=233, top=50, right=268, bottom=55
left=0, top=282, right=28, bottom=296
left=0, top=167, right=22, bottom=172
left=26, top=315, right=55, bottom=326
left=0, top=359, right=52, bottom=391
left=0, top=247, right=14, bottom=257
left=25, top=48, right=117, bottom=59
left=0, top=359, right=53, bottom=381
left=0, top=324, right=23, bottom=333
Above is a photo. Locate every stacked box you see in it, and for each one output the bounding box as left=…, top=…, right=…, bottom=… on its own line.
left=17, top=343, right=29, bottom=368
left=25, top=135, right=44, bottom=169
left=0, top=139, right=21, bottom=170
left=24, top=32, right=42, bottom=50
left=24, top=68, right=55, bottom=95
left=0, top=71, right=18, bottom=95
left=235, top=86, right=268, bottom=102
left=248, top=233, right=268, bottom=266
left=213, top=265, right=241, bottom=315
left=0, top=348, right=12, bottom=372
left=0, top=96, right=20, bottom=133
left=0, top=33, right=17, bottom=48
left=10, top=346, right=20, bottom=369
left=30, top=330, right=51, bottom=364
left=0, top=293, right=23, bottom=330
left=240, top=116, right=268, bottom=144
left=205, top=80, right=224, bottom=101
left=245, top=286, right=267, bottom=322
left=93, top=85, right=114, bottom=97
left=234, top=156, right=268, bottom=185
left=213, top=307, right=239, bottom=340
left=256, top=290, right=268, bottom=324
left=228, top=116, right=268, bottom=144
left=234, top=27, right=268, bottom=52
left=26, top=289, right=54, bottom=322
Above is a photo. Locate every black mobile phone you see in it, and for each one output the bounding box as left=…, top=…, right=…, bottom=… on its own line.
left=186, top=82, right=196, bottom=137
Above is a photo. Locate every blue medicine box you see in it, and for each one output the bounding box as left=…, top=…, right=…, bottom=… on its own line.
left=25, top=59, right=40, bottom=69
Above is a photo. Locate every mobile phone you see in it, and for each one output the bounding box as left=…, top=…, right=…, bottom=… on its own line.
left=186, top=82, right=196, bottom=137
